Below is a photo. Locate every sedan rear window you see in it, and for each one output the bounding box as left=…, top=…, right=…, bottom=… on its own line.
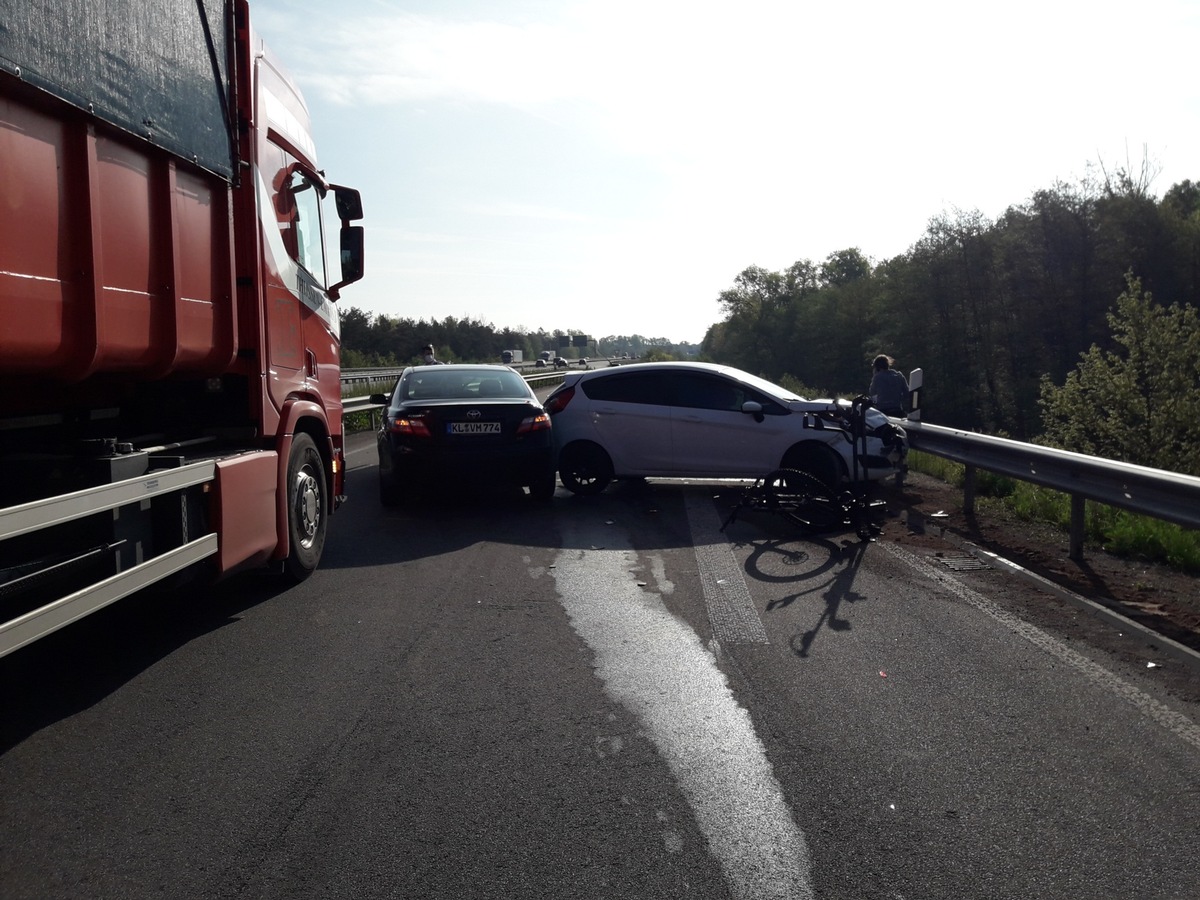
left=400, top=370, right=531, bottom=401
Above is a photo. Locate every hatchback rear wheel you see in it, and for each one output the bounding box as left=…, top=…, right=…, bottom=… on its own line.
left=559, top=443, right=613, bottom=495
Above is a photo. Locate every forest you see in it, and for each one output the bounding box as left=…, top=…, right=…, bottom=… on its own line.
left=701, top=165, right=1200, bottom=454
left=338, top=311, right=698, bottom=369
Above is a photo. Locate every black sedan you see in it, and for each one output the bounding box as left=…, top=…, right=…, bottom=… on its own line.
left=371, top=365, right=556, bottom=505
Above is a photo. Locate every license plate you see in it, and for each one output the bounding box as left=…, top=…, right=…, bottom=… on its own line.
left=448, top=421, right=501, bottom=435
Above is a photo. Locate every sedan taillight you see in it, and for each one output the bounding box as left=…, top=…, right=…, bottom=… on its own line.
left=516, top=412, right=551, bottom=435
left=390, top=416, right=432, bottom=437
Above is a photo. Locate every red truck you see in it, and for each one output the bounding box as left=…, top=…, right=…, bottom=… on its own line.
left=0, top=0, right=365, bottom=656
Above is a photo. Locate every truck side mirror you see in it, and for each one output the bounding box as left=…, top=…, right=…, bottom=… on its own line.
left=331, top=185, right=363, bottom=221
left=328, top=226, right=364, bottom=299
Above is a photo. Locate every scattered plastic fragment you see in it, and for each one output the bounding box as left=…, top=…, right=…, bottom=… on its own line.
left=880, top=671, right=887, bottom=678
left=637, top=582, right=647, bottom=587
left=606, top=520, right=614, bottom=525
left=1146, top=661, right=1159, bottom=668
left=930, top=510, right=949, bottom=518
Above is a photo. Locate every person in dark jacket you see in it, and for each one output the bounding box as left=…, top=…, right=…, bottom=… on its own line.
left=869, top=355, right=909, bottom=417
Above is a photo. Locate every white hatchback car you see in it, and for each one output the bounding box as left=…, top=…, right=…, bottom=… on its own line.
left=543, top=361, right=907, bottom=495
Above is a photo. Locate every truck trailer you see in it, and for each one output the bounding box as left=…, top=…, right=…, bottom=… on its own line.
left=0, top=0, right=365, bottom=656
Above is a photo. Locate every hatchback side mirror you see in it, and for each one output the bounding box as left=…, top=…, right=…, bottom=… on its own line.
left=741, top=400, right=764, bottom=423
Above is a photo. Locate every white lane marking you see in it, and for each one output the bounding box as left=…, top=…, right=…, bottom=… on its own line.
left=552, top=521, right=813, bottom=900
left=683, top=492, right=769, bottom=645
left=883, top=543, right=1200, bottom=751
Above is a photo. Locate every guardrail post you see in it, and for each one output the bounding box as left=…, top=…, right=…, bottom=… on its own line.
left=963, top=465, right=976, bottom=515
left=1069, top=493, right=1086, bottom=561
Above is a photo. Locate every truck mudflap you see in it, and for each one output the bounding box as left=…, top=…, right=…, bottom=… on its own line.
left=213, top=451, right=280, bottom=573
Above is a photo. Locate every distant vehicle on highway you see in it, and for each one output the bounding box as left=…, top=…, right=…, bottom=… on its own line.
left=543, top=362, right=907, bottom=495
left=553, top=356, right=569, bottom=368
left=535, top=358, right=548, bottom=367
left=371, top=365, right=556, bottom=504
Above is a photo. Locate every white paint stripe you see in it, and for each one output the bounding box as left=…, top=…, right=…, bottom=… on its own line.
left=684, top=492, right=769, bottom=645
left=552, top=525, right=813, bottom=900
left=883, top=542, right=1200, bottom=751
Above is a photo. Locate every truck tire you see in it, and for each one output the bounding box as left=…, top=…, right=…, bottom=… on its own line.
left=284, top=433, right=327, bottom=582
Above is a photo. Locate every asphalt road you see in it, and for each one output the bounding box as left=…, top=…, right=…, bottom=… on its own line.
left=2, top=432, right=1198, bottom=899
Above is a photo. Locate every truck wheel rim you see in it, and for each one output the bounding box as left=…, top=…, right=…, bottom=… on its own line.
left=295, top=470, right=321, bottom=546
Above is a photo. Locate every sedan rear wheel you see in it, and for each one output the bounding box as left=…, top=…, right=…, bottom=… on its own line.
left=528, top=469, right=557, bottom=502
left=559, top=443, right=613, bottom=496
left=379, top=468, right=403, bottom=507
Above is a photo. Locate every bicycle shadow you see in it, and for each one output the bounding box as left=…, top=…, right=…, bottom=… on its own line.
left=740, top=527, right=873, bottom=658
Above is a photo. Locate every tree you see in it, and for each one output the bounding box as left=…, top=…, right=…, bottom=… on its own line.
left=818, top=248, right=871, bottom=287
left=714, top=265, right=795, bottom=375
left=1039, top=274, right=1200, bottom=474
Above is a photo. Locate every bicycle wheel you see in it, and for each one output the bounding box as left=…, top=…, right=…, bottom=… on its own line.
left=762, top=468, right=843, bottom=530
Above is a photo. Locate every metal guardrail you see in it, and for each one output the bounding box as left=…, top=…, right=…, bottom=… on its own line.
left=341, top=395, right=381, bottom=416
left=340, top=359, right=608, bottom=389
left=340, top=367, right=406, bottom=386
left=902, top=421, right=1200, bottom=560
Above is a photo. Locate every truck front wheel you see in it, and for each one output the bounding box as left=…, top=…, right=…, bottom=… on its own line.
left=284, top=433, right=328, bottom=582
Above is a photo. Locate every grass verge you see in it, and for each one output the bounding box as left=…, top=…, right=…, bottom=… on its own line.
left=907, top=450, right=1200, bottom=573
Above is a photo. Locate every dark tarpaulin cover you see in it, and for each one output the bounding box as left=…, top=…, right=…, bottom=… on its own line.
left=0, top=0, right=234, bottom=180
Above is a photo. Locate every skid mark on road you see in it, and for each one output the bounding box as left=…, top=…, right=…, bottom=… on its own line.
left=552, top=517, right=813, bottom=900
left=884, top=542, right=1200, bottom=751
left=683, top=492, right=769, bottom=645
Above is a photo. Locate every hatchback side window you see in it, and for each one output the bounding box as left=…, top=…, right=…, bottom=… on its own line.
left=581, top=372, right=674, bottom=405
left=673, top=374, right=743, bottom=411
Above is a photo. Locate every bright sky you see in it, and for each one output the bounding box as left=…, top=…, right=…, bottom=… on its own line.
left=253, top=0, right=1200, bottom=345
